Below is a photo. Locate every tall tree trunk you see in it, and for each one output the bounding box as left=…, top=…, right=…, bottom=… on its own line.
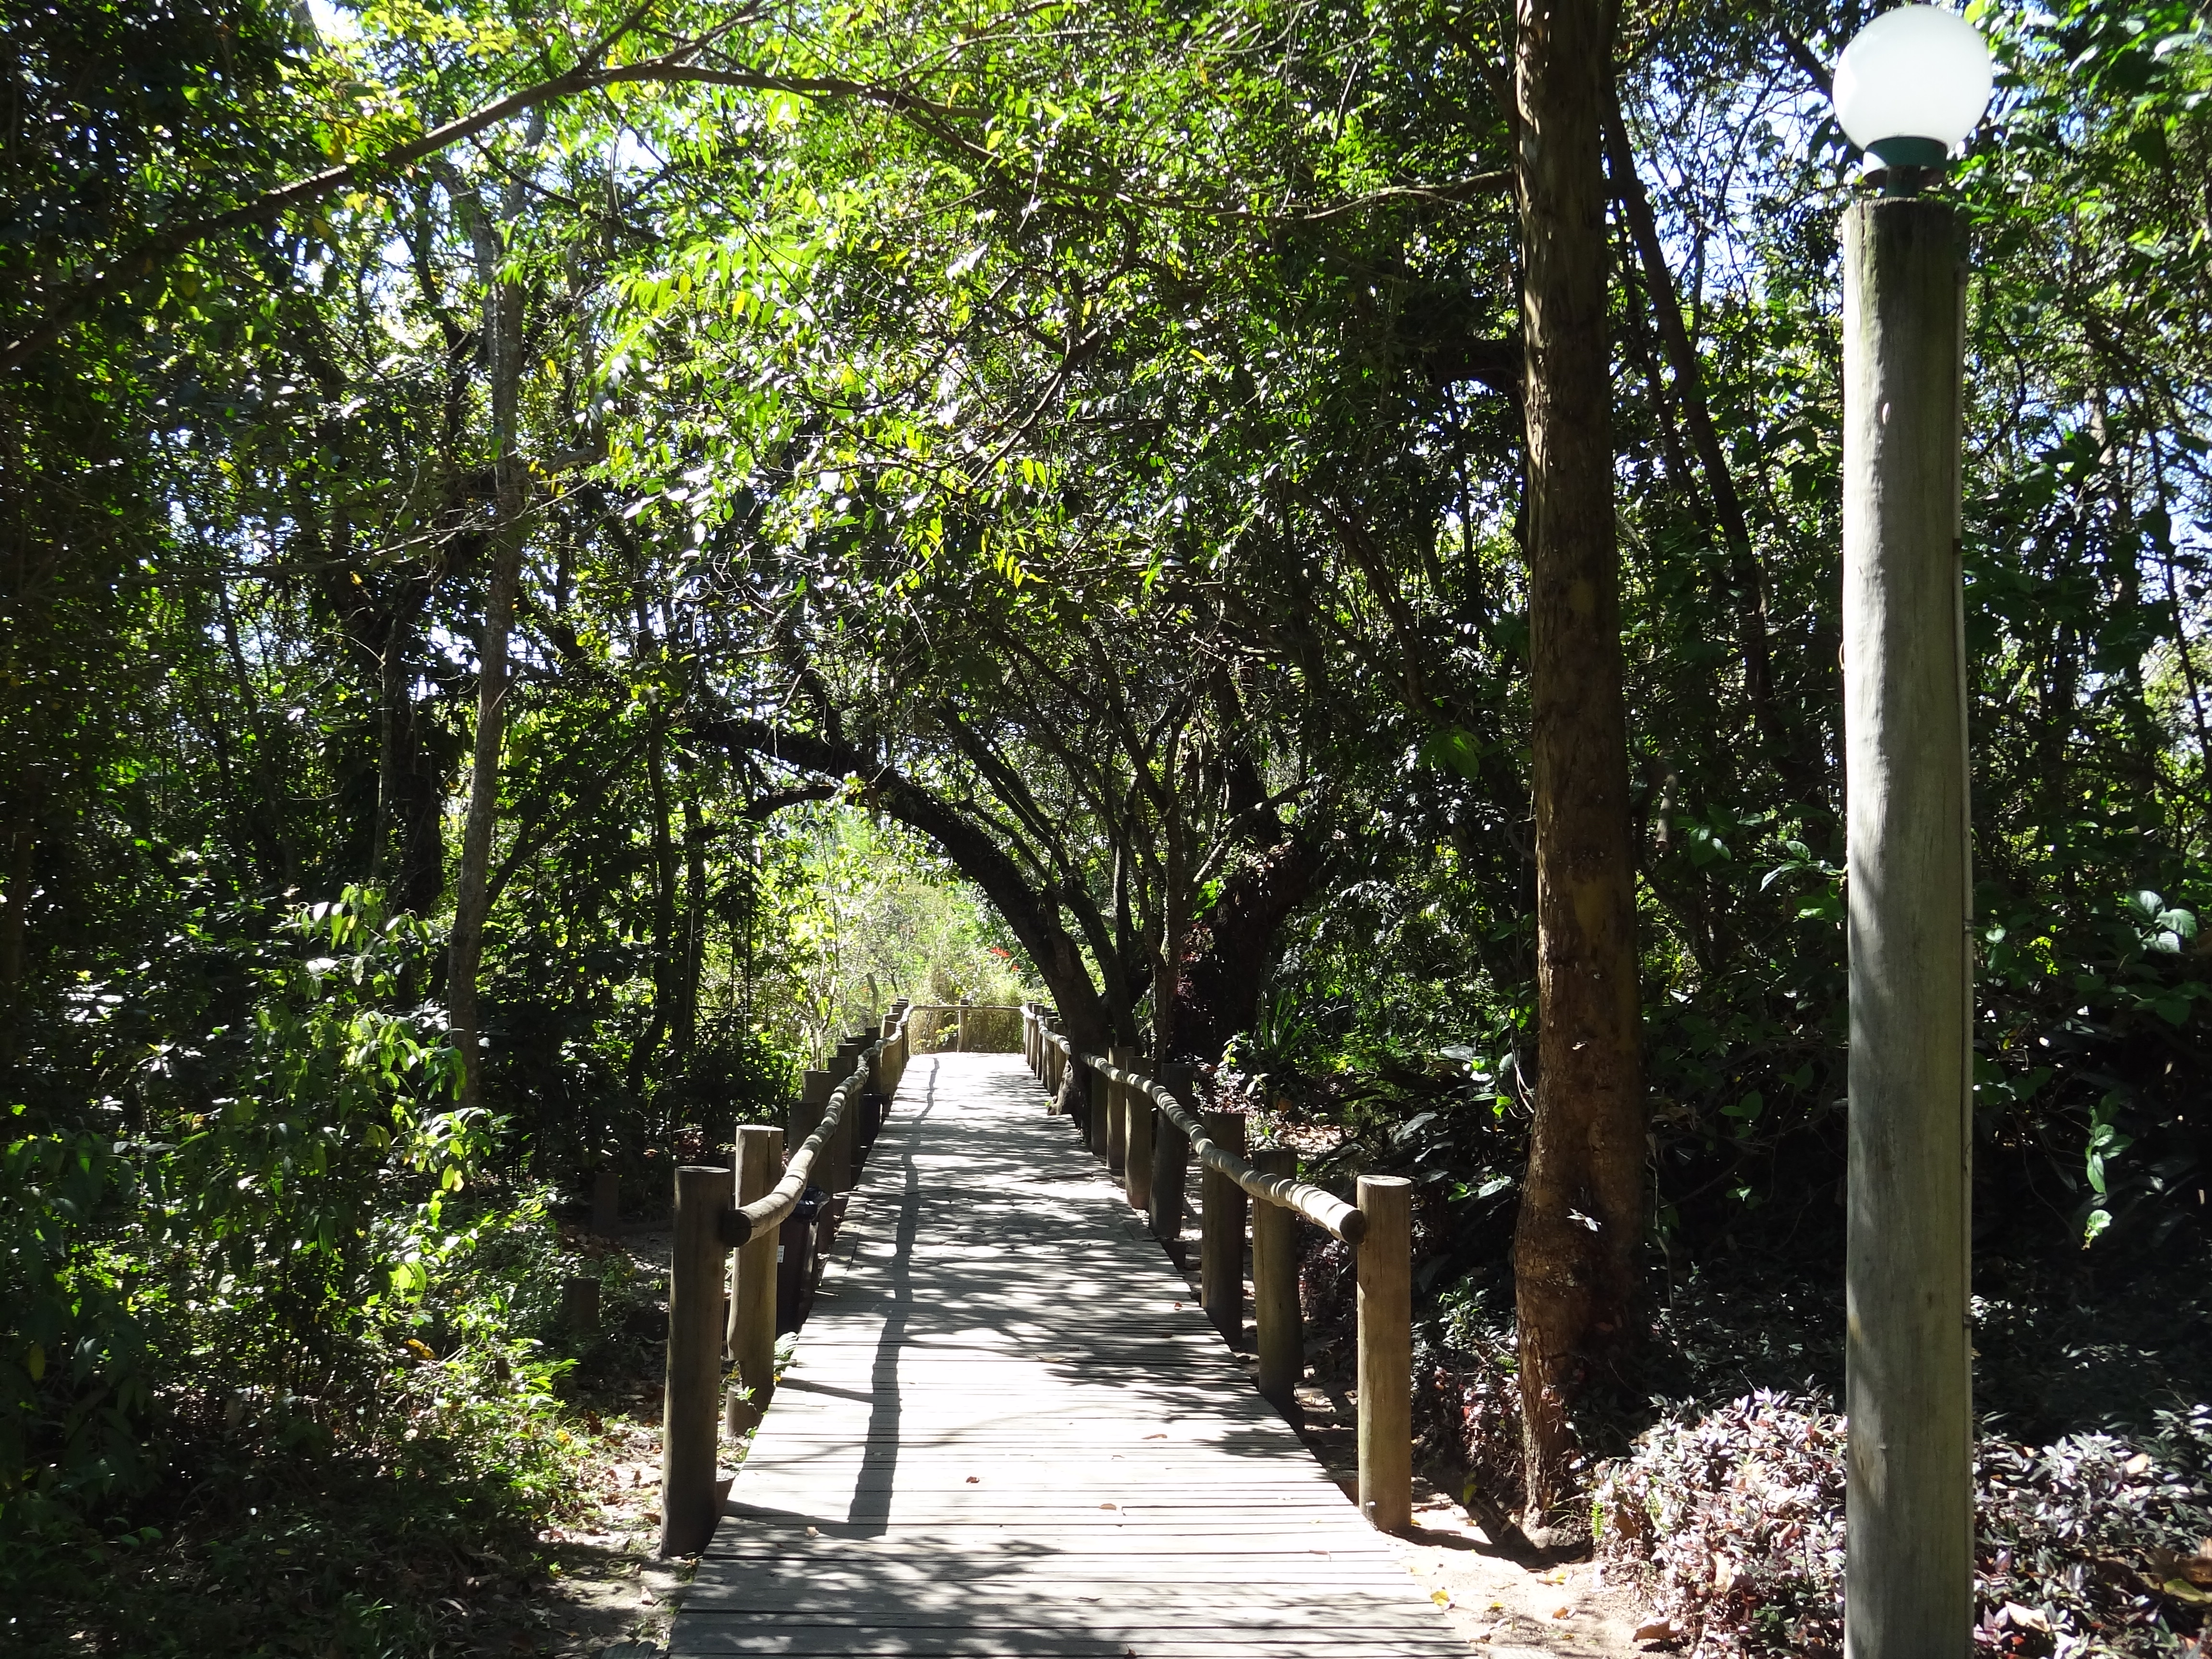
left=1512, top=0, right=1646, bottom=1532
left=1170, top=831, right=1329, bottom=1062
left=1152, top=809, right=1187, bottom=1062
left=633, top=709, right=682, bottom=1121
left=679, top=763, right=706, bottom=1068
left=444, top=151, right=531, bottom=1113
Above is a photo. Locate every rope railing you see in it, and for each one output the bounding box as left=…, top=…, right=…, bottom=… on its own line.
left=905, top=1001, right=1023, bottom=1053
left=1086, top=1051, right=1364, bottom=1242
left=720, top=1034, right=885, bottom=1247
left=655, top=993, right=1415, bottom=1556
left=1021, top=1002, right=1415, bottom=1535
left=659, top=998, right=915, bottom=1556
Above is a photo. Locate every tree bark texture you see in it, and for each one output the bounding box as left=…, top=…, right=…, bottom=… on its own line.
left=445, top=165, right=529, bottom=1113
left=1512, top=0, right=1646, bottom=1528
left=1170, top=830, right=1330, bottom=1063
left=1840, top=196, right=1973, bottom=1659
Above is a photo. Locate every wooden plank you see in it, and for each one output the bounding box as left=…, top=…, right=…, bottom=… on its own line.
left=673, top=1053, right=1455, bottom=1659
left=673, top=1635, right=1467, bottom=1659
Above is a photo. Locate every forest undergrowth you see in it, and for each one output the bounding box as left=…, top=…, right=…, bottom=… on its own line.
left=2, top=1181, right=680, bottom=1658
left=1250, top=1059, right=2212, bottom=1659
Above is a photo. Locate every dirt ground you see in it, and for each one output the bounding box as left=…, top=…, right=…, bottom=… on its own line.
left=1277, top=1347, right=1657, bottom=1658
left=506, top=1224, right=692, bottom=1659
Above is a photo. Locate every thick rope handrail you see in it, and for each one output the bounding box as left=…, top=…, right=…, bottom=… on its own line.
left=720, top=1006, right=910, bottom=1247
left=1038, top=1028, right=1365, bottom=1245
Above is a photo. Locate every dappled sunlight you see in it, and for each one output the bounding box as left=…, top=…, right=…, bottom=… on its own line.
left=685, top=1053, right=1462, bottom=1656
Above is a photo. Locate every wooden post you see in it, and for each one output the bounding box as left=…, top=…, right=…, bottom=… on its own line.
left=792, top=1069, right=832, bottom=1175
left=1088, top=1060, right=1113, bottom=1161
left=1150, top=1064, right=1192, bottom=1261
left=562, top=1273, right=600, bottom=1337
left=1023, top=1007, right=1036, bottom=1071
left=861, top=1041, right=885, bottom=1150
left=957, top=1000, right=969, bottom=1052
left=726, top=1126, right=781, bottom=1435
left=1070, top=1053, right=1092, bottom=1142
left=591, top=1167, right=620, bottom=1237
left=1124, top=1069, right=1153, bottom=1214
left=661, top=1162, right=732, bottom=1557
left=1252, top=1147, right=1302, bottom=1418
left=829, top=1039, right=866, bottom=1193
left=1356, top=1174, right=1411, bottom=1533
left=1200, top=1109, right=1248, bottom=1346
left=1106, top=1046, right=1132, bottom=1177
left=1842, top=194, right=1974, bottom=1659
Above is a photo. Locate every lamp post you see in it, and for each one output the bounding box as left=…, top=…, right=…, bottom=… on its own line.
left=1829, top=11, right=1993, bottom=1658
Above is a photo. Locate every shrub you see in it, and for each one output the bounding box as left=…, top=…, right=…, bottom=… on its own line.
left=1596, top=1393, right=2212, bottom=1658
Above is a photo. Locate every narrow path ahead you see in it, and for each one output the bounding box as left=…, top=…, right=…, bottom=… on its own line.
left=673, top=1051, right=1467, bottom=1658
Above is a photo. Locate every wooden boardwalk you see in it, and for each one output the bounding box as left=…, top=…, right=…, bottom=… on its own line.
left=673, top=1052, right=1466, bottom=1658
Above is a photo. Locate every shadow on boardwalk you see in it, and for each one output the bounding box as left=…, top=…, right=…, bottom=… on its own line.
left=673, top=1053, right=1469, bottom=1659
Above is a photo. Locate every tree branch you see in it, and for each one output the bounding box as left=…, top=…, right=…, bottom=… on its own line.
left=695, top=716, right=1113, bottom=1046
left=1, top=31, right=975, bottom=373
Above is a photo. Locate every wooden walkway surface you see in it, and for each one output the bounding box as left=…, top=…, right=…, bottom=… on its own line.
left=672, top=1052, right=1467, bottom=1658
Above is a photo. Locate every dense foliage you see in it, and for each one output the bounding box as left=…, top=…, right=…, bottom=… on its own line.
left=4, top=0, right=2209, bottom=1650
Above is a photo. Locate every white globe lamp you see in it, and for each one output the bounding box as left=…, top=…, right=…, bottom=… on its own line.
left=1831, top=5, right=1994, bottom=172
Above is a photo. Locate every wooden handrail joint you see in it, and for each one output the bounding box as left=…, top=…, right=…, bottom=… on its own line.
left=1077, top=1050, right=1364, bottom=1243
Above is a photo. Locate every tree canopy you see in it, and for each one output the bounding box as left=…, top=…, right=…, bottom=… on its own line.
left=4, top=0, right=2209, bottom=1649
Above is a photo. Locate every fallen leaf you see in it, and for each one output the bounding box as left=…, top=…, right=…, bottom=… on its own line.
left=1099, top=1503, right=1118, bottom=1510
left=2147, top=1547, right=2212, bottom=1588
left=1431, top=1589, right=1453, bottom=1608
left=965, top=1476, right=979, bottom=1484
left=2124, top=1453, right=2153, bottom=1477
left=1143, top=1433, right=1168, bottom=1440
left=1634, top=1618, right=1679, bottom=1643
left=805, top=1526, right=819, bottom=1537
left=1551, top=1603, right=1574, bottom=1620
left=1712, top=1553, right=1738, bottom=1595
left=2002, top=1604, right=2052, bottom=1634
left=1539, top=1569, right=1568, bottom=1585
